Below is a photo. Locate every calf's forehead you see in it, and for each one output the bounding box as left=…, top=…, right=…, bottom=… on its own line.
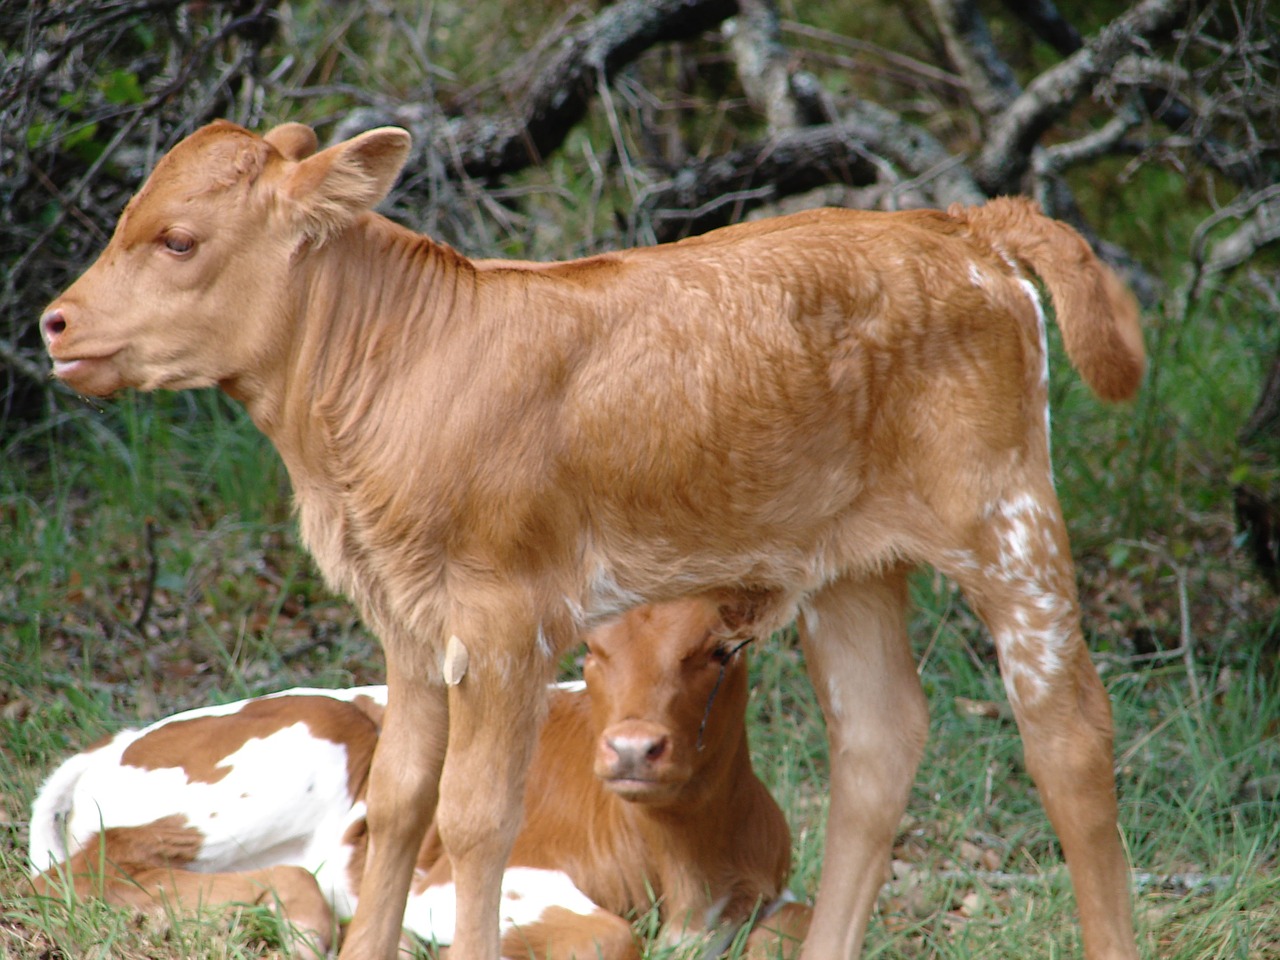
left=591, top=599, right=720, bottom=664
left=115, top=125, right=271, bottom=247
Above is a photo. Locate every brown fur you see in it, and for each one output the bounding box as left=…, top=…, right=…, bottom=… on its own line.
left=41, top=120, right=1145, bottom=960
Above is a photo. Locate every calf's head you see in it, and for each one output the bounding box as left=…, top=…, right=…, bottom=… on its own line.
left=39, top=121, right=411, bottom=398
left=584, top=596, right=759, bottom=806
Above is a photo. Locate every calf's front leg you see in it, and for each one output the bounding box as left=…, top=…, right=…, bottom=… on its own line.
left=436, top=630, right=553, bottom=960
left=341, top=660, right=449, bottom=960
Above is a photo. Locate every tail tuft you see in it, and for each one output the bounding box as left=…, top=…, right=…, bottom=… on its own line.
left=28, top=750, right=96, bottom=874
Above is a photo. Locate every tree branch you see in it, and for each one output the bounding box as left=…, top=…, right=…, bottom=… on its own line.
left=442, top=0, right=737, bottom=179
left=637, top=100, right=986, bottom=242
left=1189, top=185, right=1280, bottom=301
left=727, top=0, right=826, bottom=133
left=926, top=0, right=1020, bottom=117
left=972, top=0, right=1192, bottom=194
left=637, top=121, right=882, bottom=242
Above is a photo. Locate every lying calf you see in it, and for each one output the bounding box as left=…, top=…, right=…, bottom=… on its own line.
left=28, top=598, right=809, bottom=959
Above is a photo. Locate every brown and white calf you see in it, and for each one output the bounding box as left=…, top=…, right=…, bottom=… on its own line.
left=40, top=120, right=1146, bottom=960
left=29, top=599, right=807, bottom=960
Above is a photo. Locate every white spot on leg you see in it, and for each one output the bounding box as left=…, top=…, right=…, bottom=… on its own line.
left=983, top=490, right=1078, bottom=705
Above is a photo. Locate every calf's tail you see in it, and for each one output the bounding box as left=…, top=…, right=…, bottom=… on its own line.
left=954, top=196, right=1146, bottom=403
left=27, top=751, right=94, bottom=874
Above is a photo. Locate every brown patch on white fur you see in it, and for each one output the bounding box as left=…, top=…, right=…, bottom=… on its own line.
left=122, top=695, right=380, bottom=798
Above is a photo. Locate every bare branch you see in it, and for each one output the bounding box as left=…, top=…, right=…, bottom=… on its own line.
left=1033, top=98, right=1145, bottom=179
left=443, top=0, right=737, bottom=179
left=926, top=0, right=1020, bottom=116
left=727, top=0, right=826, bottom=133
left=972, top=0, right=1192, bottom=194
left=1190, top=185, right=1280, bottom=299
left=637, top=121, right=882, bottom=242
left=637, top=100, right=986, bottom=242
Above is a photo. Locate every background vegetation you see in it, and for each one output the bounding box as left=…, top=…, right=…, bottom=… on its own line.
left=2, top=0, right=1278, bottom=957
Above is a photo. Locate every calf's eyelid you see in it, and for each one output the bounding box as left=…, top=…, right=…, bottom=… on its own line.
left=160, top=230, right=197, bottom=255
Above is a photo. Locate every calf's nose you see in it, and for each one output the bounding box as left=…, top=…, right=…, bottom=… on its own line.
left=602, top=730, right=670, bottom=773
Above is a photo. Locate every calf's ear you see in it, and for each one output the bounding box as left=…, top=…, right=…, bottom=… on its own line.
left=279, top=127, right=412, bottom=243
left=264, top=122, right=319, bottom=161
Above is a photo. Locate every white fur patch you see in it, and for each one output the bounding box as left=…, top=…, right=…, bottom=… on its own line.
left=67, top=723, right=354, bottom=871
left=401, top=867, right=600, bottom=946
left=573, top=563, right=645, bottom=627
left=1017, top=276, right=1053, bottom=469
left=983, top=493, right=1075, bottom=705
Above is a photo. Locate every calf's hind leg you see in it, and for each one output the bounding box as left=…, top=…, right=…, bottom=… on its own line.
left=796, top=569, right=929, bottom=960
left=950, top=491, right=1138, bottom=960
left=31, top=834, right=334, bottom=960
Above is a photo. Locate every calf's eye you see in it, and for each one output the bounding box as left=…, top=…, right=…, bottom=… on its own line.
left=162, top=231, right=196, bottom=255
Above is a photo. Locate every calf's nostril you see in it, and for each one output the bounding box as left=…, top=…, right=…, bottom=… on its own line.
left=41, top=310, right=67, bottom=340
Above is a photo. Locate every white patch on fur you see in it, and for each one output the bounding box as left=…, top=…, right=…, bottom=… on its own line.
left=1017, top=276, right=1053, bottom=469
left=401, top=867, right=599, bottom=946
left=799, top=602, right=819, bottom=637
left=311, top=800, right=368, bottom=918
left=575, top=563, right=645, bottom=627
left=825, top=675, right=845, bottom=721
left=968, top=262, right=987, bottom=288
left=983, top=492, right=1075, bottom=705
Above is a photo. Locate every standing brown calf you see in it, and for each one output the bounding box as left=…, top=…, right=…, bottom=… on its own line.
left=40, top=120, right=1145, bottom=960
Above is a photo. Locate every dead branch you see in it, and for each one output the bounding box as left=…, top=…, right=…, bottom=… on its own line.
left=636, top=120, right=881, bottom=242
left=926, top=0, right=1019, bottom=117
left=1189, top=185, right=1280, bottom=301
left=442, top=0, right=737, bottom=179
left=972, top=0, right=1192, bottom=194
left=727, top=0, right=825, bottom=134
